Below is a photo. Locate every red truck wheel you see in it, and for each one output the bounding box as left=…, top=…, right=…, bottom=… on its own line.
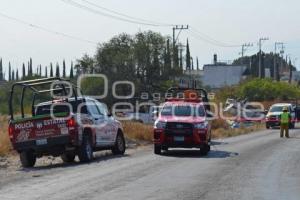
left=154, top=145, right=161, bottom=155
left=20, top=151, right=36, bottom=168
left=61, top=153, right=76, bottom=163
left=78, top=135, right=94, bottom=163
left=112, top=132, right=126, bottom=155
left=200, top=145, right=210, bottom=156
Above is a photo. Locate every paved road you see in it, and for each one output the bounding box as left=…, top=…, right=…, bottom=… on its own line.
left=1, top=128, right=300, bottom=200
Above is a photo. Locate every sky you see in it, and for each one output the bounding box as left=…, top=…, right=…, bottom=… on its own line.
left=0, top=0, right=300, bottom=77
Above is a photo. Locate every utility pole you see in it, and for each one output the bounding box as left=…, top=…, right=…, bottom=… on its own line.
left=172, top=25, right=189, bottom=69
left=258, top=37, right=269, bottom=78
left=172, top=25, right=189, bottom=48
left=274, top=42, right=284, bottom=80
left=178, top=43, right=186, bottom=72
left=240, top=43, right=253, bottom=57
left=280, top=44, right=285, bottom=80
left=240, top=43, right=253, bottom=65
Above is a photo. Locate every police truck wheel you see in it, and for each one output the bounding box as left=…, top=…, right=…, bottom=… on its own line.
left=112, top=132, right=126, bottom=155
left=78, top=135, right=93, bottom=163
left=61, top=153, right=76, bottom=163
left=20, top=151, right=36, bottom=168
left=162, top=146, right=168, bottom=151
left=154, top=145, right=161, bottom=155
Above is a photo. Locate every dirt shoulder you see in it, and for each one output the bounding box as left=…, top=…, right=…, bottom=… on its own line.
left=0, top=138, right=150, bottom=188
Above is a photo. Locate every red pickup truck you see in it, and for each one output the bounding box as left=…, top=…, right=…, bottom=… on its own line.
left=8, top=78, right=126, bottom=167
left=153, top=87, right=212, bottom=155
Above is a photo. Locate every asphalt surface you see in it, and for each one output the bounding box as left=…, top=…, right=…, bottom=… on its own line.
left=1, top=128, right=300, bottom=200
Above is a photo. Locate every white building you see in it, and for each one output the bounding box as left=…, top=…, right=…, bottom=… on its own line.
left=203, top=64, right=248, bottom=89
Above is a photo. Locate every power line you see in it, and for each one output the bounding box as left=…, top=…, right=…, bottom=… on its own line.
left=0, top=12, right=97, bottom=45
left=62, top=0, right=241, bottom=47
left=80, top=0, right=173, bottom=27
left=189, top=27, right=241, bottom=47
left=61, top=0, right=171, bottom=27
left=188, top=28, right=242, bottom=48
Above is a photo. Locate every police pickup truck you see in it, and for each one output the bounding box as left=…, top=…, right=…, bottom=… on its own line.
left=8, top=78, right=126, bottom=167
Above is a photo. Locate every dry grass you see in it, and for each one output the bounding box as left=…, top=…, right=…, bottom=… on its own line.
left=211, top=118, right=229, bottom=130
left=122, top=120, right=264, bottom=142
left=212, top=123, right=265, bottom=139
left=0, top=116, right=10, bottom=156
left=122, top=121, right=153, bottom=142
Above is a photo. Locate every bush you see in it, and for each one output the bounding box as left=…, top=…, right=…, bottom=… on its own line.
left=235, top=78, right=300, bottom=101
left=0, top=116, right=10, bottom=156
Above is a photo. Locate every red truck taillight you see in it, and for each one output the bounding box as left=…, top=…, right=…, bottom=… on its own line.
left=8, top=125, right=14, bottom=140
left=67, top=118, right=76, bottom=128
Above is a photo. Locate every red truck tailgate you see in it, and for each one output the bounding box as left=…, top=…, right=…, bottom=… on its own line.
left=11, top=116, right=69, bottom=144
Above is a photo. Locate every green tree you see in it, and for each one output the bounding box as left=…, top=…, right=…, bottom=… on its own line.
left=134, top=31, right=166, bottom=87
left=77, top=54, right=94, bottom=74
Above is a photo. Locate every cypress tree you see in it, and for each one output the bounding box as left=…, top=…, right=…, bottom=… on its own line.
left=39, top=65, right=42, bottom=76
left=27, top=62, right=30, bottom=77
left=289, top=59, right=293, bottom=83
left=29, top=58, right=33, bottom=76
left=70, top=62, right=74, bottom=79
left=0, top=58, right=3, bottom=81
left=16, top=69, right=19, bottom=81
left=8, top=62, right=12, bottom=81
left=186, top=39, right=191, bottom=70
left=56, top=63, right=60, bottom=77
left=50, top=63, right=53, bottom=77
left=63, top=60, right=66, bottom=78
left=45, top=66, right=48, bottom=77
left=22, top=63, right=26, bottom=79
left=12, top=69, right=15, bottom=81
